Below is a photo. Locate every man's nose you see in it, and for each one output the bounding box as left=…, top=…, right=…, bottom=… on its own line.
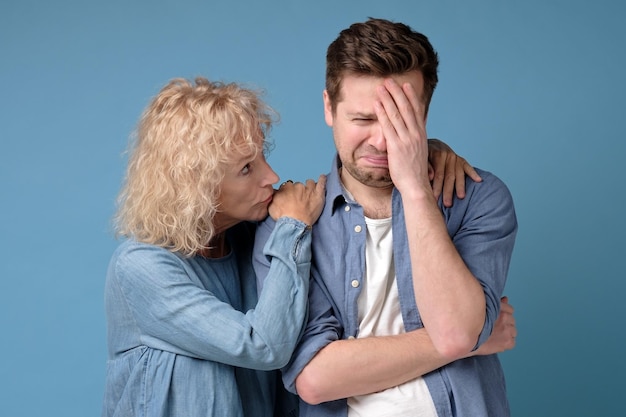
left=369, top=123, right=387, bottom=152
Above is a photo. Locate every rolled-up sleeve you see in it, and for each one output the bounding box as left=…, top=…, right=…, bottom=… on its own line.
left=445, top=171, right=518, bottom=347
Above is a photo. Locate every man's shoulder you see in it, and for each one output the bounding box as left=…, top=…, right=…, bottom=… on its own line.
left=472, top=167, right=507, bottom=185
left=465, top=168, right=513, bottom=200
left=438, top=167, right=515, bottom=218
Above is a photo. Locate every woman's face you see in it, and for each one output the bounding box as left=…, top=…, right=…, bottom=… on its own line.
left=213, top=141, right=279, bottom=232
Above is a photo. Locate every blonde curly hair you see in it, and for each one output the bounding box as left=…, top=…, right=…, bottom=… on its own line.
left=114, top=77, right=276, bottom=256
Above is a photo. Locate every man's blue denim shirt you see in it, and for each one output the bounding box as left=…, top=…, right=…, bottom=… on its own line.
left=254, top=156, right=518, bottom=417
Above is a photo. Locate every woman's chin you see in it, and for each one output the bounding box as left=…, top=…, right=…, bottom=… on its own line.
left=250, top=208, right=270, bottom=222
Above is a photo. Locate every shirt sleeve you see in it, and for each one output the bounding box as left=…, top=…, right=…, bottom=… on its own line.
left=109, top=217, right=313, bottom=371
left=252, top=215, right=277, bottom=295
left=254, top=217, right=344, bottom=394
left=281, top=271, right=343, bottom=394
left=446, top=170, right=518, bottom=348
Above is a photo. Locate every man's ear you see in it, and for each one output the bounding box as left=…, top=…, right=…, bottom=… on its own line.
left=323, top=90, right=334, bottom=127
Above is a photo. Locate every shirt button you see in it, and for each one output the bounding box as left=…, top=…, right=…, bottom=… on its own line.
left=344, top=205, right=351, bottom=212
left=351, top=279, right=360, bottom=288
left=354, top=225, right=362, bottom=233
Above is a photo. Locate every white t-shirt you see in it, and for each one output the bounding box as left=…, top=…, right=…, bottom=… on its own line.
left=347, top=217, right=437, bottom=417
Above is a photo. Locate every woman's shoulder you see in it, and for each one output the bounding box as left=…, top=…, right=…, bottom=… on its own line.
left=109, top=239, right=183, bottom=277
left=113, top=239, right=173, bottom=260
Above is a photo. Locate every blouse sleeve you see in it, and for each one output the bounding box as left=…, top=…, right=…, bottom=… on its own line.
left=107, top=217, right=312, bottom=371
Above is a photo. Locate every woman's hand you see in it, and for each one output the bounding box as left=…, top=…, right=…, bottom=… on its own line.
left=269, top=175, right=327, bottom=227
left=467, top=297, right=517, bottom=357
left=428, top=139, right=482, bottom=207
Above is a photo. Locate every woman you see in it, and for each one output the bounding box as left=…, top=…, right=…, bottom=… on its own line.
left=101, top=77, right=485, bottom=417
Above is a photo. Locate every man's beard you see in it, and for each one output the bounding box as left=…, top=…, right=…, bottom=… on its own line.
left=342, top=160, right=393, bottom=189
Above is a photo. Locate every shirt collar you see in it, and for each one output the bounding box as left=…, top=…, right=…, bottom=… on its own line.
left=326, top=155, right=350, bottom=215
left=326, top=154, right=405, bottom=216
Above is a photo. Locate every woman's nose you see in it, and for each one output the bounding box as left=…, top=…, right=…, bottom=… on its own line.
left=263, top=160, right=280, bottom=186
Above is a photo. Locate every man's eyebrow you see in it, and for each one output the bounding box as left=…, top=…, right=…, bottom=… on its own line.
left=346, top=111, right=376, bottom=118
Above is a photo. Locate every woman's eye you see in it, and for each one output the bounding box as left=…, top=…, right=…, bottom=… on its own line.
left=241, top=163, right=251, bottom=175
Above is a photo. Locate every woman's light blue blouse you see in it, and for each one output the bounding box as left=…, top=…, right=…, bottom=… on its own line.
left=102, top=218, right=311, bottom=417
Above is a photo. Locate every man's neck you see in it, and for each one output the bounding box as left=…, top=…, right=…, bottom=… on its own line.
left=340, top=168, right=393, bottom=219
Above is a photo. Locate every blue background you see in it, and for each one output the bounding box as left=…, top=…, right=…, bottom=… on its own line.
left=1, top=0, right=624, bottom=416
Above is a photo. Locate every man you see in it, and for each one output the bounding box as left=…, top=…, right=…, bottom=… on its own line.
left=254, top=18, right=517, bottom=416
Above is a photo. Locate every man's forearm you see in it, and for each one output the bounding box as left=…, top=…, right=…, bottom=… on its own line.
left=403, top=192, right=486, bottom=358
left=295, top=329, right=452, bottom=405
